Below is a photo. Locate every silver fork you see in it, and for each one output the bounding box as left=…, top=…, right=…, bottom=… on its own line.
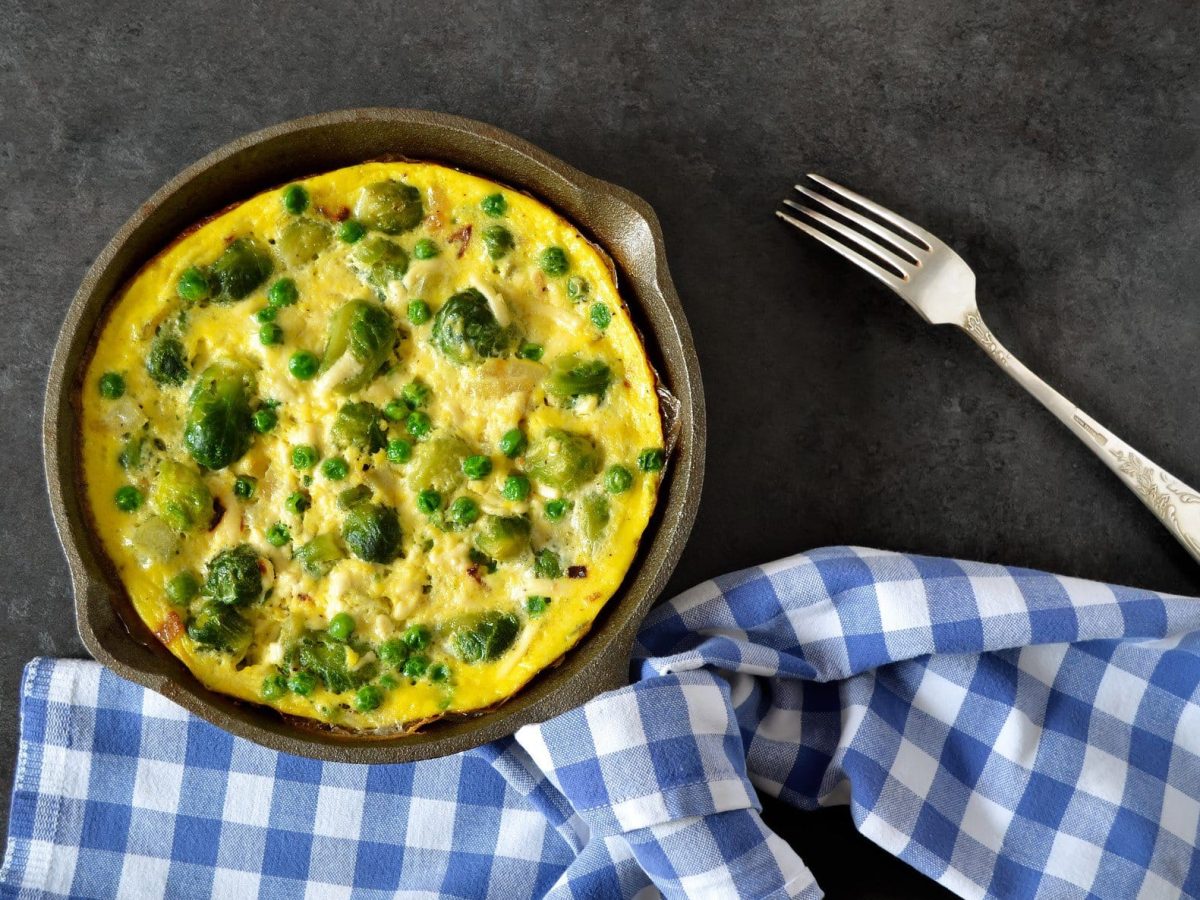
left=778, top=174, right=1200, bottom=564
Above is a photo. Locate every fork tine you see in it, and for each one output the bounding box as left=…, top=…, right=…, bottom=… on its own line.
left=781, top=199, right=914, bottom=275
left=792, top=186, right=926, bottom=258
left=806, top=174, right=936, bottom=250
left=775, top=210, right=906, bottom=291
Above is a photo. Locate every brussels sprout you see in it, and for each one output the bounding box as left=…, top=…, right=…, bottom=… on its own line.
left=354, top=180, right=424, bottom=234
left=184, top=361, right=255, bottom=470
left=342, top=503, right=402, bottom=563
left=210, top=238, right=273, bottom=302
left=450, top=611, right=522, bottom=663
left=330, top=401, right=386, bottom=454
left=525, top=428, right=601, bottom=492
left=128, top=515, right=180, bottom=564
left=352, top=235, right=409, bottom=288
left=146, top=335, right=189, bottom=386
left=336, top=484, right=373, bottom=510
left=579, top=492, right=610, bottom=542
left=320, top=299, right=396, bottom=393
left=474, top=515, right=531, bottom=561
left=544, top=354, right=612, bottom=402
left=277, top=219, right=330, bottom=267
left=408, top=433, right=470, bottom=493
left=151, top=460, right=213, bottom=531
left=283, top=630, right=377, bottom=694
left=118, top=434, right=147, bottom=470
left=431, top=289, right=513, bottom=365
left=482, top=225, right=514, bottom=260
left=165, top=570, right=200, bottom=605
left=533, top=548, right=562, bottom=580
left=203, top=544, right=263, bottom=607
left=187, top=601, right=251, bottom=654
left=295, top=534, right=344, bottom=578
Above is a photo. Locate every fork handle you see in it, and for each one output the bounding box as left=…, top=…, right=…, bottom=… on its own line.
left=961, top=310, right=1200, bottom=562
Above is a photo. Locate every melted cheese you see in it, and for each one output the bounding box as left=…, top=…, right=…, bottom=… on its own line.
left=79, top=162, right=664, bottom=732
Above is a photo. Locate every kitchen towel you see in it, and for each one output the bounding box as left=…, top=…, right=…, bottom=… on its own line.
left=4, top=546, right=1199, bottom=898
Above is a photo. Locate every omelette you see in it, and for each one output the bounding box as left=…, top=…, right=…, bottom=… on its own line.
left=79, top=162, right=665, bottom=732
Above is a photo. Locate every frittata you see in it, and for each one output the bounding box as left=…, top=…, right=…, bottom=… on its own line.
left=79, top=161, right=665, bottom=732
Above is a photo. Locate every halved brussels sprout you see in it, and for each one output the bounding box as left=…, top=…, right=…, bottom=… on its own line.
left=146, top=334, right=189, bottom=386
left=578, top=492, right=610, bottom=543
left=184, top=361, right=255, bottom=470
left=544, top=354, right=612, bottom=402
left=354, top=180, right=424, bottom=234
left=431, top=289, right=514, bottom=365
left=277, top=219, right=331, bottom=266
left=210, top=238, right=273, bottom=302
left=202, top=544, right=263, bottom=607
left=127, top=515, right=180, bottom=565
left=449, top=611, right=522, bottom=663
left=352, top=236, right=409, bottom=288
left=330, top=401, right=386, bottom=454
left=474, top=515, right=531, bottom=561
left=295, top=534, right=345, bottom=578
left=407, top=433, right=470, bottom=493
left=151, top=460, right=213, bottom=531
left=283, top=630, right=377, bottom=693
left=187, top=601, right=251, bottom=655
left=342, top=503, right=402, bottom=563
left=319, top=299, right=396, bottom=393
left=525, top=428, right=601, bottom=493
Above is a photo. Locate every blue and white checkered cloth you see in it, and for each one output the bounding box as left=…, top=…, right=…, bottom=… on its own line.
left=4, top=546, right=1200, bottom=898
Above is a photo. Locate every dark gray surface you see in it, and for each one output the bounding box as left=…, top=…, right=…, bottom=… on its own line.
left=2, top=1, right=1197, bottom=895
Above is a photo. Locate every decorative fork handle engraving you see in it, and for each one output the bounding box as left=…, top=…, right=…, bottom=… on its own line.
left=961, top=309, right=1200, bottom=563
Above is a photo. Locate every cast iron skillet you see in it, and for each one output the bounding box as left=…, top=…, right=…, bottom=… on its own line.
left=43, top=108, right=705, bottom=763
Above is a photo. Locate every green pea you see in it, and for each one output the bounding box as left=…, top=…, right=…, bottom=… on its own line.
left=327, top=612, right=355, bottom=642
left=447, top=496, right=479, bottom=527
left=292, top=445, right=318, bottom=470
left=516, top=341, right=543, bottom=362
left=544, top=499, right=570, bottom=521
left=525, top=595, right=550, bottom=617
left=566, top=276, right=589, bottom=301
left=401, top=624, right=431, bottom=651
left=379, top=639, right=407, bottom=668
left=259, top=323, right=284, bottom=346
left=282, top=184, right=309, bottom=215
left=233, top=475, right=257, bottom=500
left=98, top=372, right=125, bottom=399
left=265, top=522, right=291, bottom=546
left=261, top=674, right=288, bottom=700
left=406, top=411, right=432, bottom=439
left=590, top=302, right=612, bottom=330
left=413, top=238, right=439, bottom=260
left=502, top=474, right=531, bottom=501
left=267, top=277, right=299, bottom=307
left=482, top=225, right=514, bottom=260
left=354, top=685, right=383, bottom=712
left=407, top=299, right=431, bottom=325
left=534, top=548, right=562, bottom=579
left=337, top=219, right=366, bottom=244
left=480, top=193, right=506, bottom=217
left=287, top=671, right=316, bottom=696
left=253, top=408, right=278, bottom=433
left=288, top=350, right=319, bottom=380
left=114, top=485, right=142, bottom=512
left=379, top=674, right=398, bottom=689
left=605, top=464, right=633, bottom=494
left=498, top=428, right=526, bottom=458
left=416, top=488, right=442, bottom=515
left=255, top=306, right=278, bottom=323
left=383, top=399, right=407, bottom=422
left=285, top=491, right=310, bottom=515
left=462, top=455, right=492, bottom=479
left=428, top=662, right=451, bottom=683
left=177, top=266, right=212, bottom=303
left=402, top=655, right=429, bottom=678
left=320, top=457, right=347, bottom=480
left=638, top=448, right=665, bottom=472
left=387, top=439, right=413, bottom=464
left=402, top=380, right=430, bottom=409
left=539, top=247, right=569, bottom=276
left=165, top=571, right=200, bottom=605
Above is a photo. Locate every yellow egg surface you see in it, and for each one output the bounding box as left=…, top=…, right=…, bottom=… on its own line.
left=79, top=161, right=665, bottom=732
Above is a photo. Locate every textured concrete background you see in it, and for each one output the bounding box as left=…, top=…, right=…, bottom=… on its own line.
left=2, top=1, right=1198, bottom=895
